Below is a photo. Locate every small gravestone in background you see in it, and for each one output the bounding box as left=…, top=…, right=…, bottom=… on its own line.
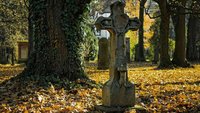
left=98, top=37, right=130, bottom=69
left=126, top=37, right=131, bottom=63
left=17, top=41, right=28, bottom=63
left=0, top=46, right=14, bottom=65
left=98, top=38, right=109, bottom=70
left=134, top=44, right=139, bottom=61
left=0, top=47, right=8, bottom=64
left=95, top=0, right=144, bottom=112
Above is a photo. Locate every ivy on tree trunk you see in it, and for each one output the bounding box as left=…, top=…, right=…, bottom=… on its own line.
left=24, top=0, right=91, bottom=82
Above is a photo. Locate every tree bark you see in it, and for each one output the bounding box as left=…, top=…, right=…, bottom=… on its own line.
left=24, top=0, right=91, bottom=81
left=28, top=0, right=34, bottom=60
left=172, top=0, right=190, bottom=67
left=152, top=32, right=160, bottom=64
left=158, top=1, right=172, bottom=68
left=135, top=0, right=146, bottom=62
left=187, top=15, right=200, bottom=61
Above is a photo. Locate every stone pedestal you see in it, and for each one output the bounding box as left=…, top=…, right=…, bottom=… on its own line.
left=103, top=81, right=135, bottom=107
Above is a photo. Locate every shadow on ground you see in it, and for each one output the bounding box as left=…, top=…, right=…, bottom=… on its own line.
left=0, top=65, right=101, bottom=112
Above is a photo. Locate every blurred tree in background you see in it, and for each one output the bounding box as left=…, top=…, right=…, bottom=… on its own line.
left=0, top=0, right=28, bottom=47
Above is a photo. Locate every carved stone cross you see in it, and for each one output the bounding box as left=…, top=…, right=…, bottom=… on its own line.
left=95, top=1, right=140, bottom=107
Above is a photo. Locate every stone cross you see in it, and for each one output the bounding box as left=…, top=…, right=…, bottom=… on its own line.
left=95, top=1, right=140, bottom=107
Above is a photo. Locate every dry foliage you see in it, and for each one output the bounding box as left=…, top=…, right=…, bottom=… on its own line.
left=0, top=63, right=200, bottom=113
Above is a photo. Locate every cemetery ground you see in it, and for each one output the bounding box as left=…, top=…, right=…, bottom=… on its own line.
left=0, top=63, right=200, bottom=113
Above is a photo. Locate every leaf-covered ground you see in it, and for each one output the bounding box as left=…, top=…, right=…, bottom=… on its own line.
left=0, top=63, right=200, bottom=113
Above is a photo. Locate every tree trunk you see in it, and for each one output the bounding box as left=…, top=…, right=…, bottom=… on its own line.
left=27, top=1, right=34, bottom=60
left=153, top=45, right=159, bottom=64
left=187, top=15, right=200, bottom=61
left=158, top=1, right=172, bottom=68
left=135, top=0, right=146, bottom=62
left=27, top=19, right=33, bottom=59
left=153, top=34, right=160, bottom=64
left=172, top=1, right=190, bottom=67
left=24, top=0, right=91, bottom=82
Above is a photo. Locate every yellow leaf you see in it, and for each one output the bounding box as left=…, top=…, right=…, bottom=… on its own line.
left=52, top=105, right=60, bottom=109
left=64, top=106, right=74, bottom=111
left=23, top=110, right=29, bottom=113
left=42, top=107, right=52, bottom=111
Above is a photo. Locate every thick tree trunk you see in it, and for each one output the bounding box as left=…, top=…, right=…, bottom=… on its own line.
left=158, top=1, right=172, bottom=68
left=135, top=0, right=146, bottom=62
left=172, top=1, right=190, bottom=67
left=187, top=15, right=200, bottom=61
left=25, top=0, right=90, bottom=81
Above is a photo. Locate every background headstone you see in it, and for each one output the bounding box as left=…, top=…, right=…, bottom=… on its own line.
left=98, top=38, right=109, bottom=70
left=0, top=47, right=7, bottom=64
left=134, top=44, right=139, bottom=61
left=18, top=41, right=28, bottom=63
left=0, top=46, right=14, bottom=64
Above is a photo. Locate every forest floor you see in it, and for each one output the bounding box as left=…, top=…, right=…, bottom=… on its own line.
left=0, top=63, right=200, bottom=113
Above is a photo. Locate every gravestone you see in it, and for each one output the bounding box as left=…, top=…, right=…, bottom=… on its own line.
left=18, top=41, right=28, bottom=63
left=126, top=38, right=131, bottom=63
left=95, top=0, right=141, bottom=111
left=0, top=47, right=8, bottom=64
left=98, top=38, right=109, bottom=70
left=0, top=46, right=14, bottom=65
left=134, top=44, right=139, bottom=61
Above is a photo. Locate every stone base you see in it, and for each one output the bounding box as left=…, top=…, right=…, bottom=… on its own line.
left=102, top=80, right=135, bottom=106
left=95, top=105, right=147, bottom=113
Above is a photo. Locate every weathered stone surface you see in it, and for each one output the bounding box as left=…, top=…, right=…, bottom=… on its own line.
left=95, top=105, right=147, bottom=113
left=95, top=0, right=140, bottom=108
left=17, top=41, right=28, bottom=63
left=103, top=80, right=135, bottom=106
left=98, top=38, right=109, bottom=70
